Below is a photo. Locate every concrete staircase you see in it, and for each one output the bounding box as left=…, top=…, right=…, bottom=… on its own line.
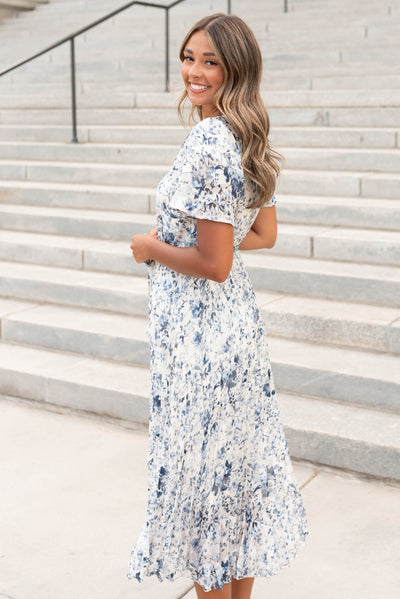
left=0, top=1, right=48, bottom=25
left=0, top=0, right=399, bottom=481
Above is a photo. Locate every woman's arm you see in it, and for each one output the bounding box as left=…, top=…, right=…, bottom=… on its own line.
left=130, top=219, right=234, bottom=283
left=239, top=206, right=277, bottom=251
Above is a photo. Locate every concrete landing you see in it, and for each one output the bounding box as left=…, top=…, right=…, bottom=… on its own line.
left=0, top=396, right=399, bottom=599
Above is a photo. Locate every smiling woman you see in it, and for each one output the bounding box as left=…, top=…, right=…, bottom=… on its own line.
left=181, top=30, right=225, bottom=119
left=127, top=13, right=309, bottom=599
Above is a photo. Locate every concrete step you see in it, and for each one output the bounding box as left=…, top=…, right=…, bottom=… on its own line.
left=4, top=26, right=400, bottom=60
left=0, top=142, right=399, bottom=174
left=0, top=239, right=399, bottom=308
left=0, top=336, right=398, bottom=479
left=3, top=69, right=400, bottom=93
left=0, top=13, right=391, bottom=42
left=0, top=159, right=169, bottom=187
left=4, top=8, right=398, bottom=37
left=0, top=179, right=154, bottom=212
left=1, top=106, right=400, bottom=128
left=1, top=208, right=400, bottom=265
left=0, top=339, right=150, bottom=423
left=0, top=159, right=399, bottom=198
left=0, top=0, right=42, bottom=10
left=312, top=227, right=400, bottom=266
left=2, top=89, right=400, bottom=110
left=134, top=90, right=400, bottom=110
left=20, top=33, right=400, bottom=56
left=273, top=127, right=400, bottom=150
left=1, top=181, right=399, bottom=231
left=311, top=74, right=400, bottom=90
left=243, top=252, right=400, bottom=306
left=269, top=336, right=400, bottom=413
left=277, top=169, right=400, bottom=200
left=0, top=260, right=148, bottom=315
left=12, top=48, right=400, bottom=73
left=278, top=195, right=400, bottom=231
left=0, top=141, right=179, bottom=165
left=1, top=288, right=399, bottom=363
left=278, top=392, right=400, bottom=481
left=1, top=124, right=398, bottom=150
left=257, top=292, right=400, bottom=354
left=0, top=300, right=398, bottom=413
left=1, top=302, right=150, bottom=365
left=2, top=281, right=399, bottom=358
left=0, top=221, right=323, bottom=263
left=283, top=147, right=400, bottom=173
left=7, top=56, right=392, bottom=81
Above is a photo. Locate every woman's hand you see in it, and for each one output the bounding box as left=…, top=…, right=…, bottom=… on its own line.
left=130, top=229, right=158, bottom=263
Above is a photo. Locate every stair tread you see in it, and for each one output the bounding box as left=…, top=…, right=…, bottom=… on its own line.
left=0, top=158, right=399, bottom=179
left=0, top=178, right=155, bottom=194
left=0, top=204, right=156, bottom=223
left=0, top=238, right=399, bottom=278
left=244, top=251, right=400, bottom=279
left=1, top=141, right=400, bottom=153
left=0, top=180, right=398, bottom=208
left=256, top=292, right=400, bottom=326
left=0, top=337, right=398, bottom=448
left=0, top=340, right=149, bottom=394
left=0, top=259, right=146, bottom=288
left=1, top=302, right=148, bottom=339
left=2, top=299, right=398, bottom=382
left=269, top=336, right=400, bottom=383
left=1, top=208, right=400, bottom=242
left=278, top=392, right=400, bottom=448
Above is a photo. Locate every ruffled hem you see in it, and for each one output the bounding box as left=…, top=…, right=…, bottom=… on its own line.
left=127, top=528, right=308, bottom=592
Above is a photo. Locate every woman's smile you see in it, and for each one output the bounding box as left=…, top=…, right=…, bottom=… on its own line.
left=189, top=82, right=211, bottom=92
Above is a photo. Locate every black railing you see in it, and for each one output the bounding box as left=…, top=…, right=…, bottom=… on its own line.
left=0, top=0, right=188, bottom=142
left=0, top=0, right=289, bottom=143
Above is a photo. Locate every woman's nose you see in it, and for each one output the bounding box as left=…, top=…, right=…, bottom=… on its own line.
left=189, top=61, right=202, bottom=78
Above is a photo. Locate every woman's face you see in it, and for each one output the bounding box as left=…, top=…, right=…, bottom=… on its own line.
left=181, top=30, right=224, bottom=119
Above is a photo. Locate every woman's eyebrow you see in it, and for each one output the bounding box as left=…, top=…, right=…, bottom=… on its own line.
left=184, top=48, right=216, bottom=56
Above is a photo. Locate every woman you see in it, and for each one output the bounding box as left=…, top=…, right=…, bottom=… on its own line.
left=127, top=13, right=308, bottom=598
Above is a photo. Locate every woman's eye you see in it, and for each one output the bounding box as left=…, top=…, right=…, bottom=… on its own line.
left=183, top=55, right=193, bottom=62
left=206, top=60, right=217, bottom=66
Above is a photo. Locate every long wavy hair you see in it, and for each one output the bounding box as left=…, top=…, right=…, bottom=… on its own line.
left=178, top=13, right=281, bottom=209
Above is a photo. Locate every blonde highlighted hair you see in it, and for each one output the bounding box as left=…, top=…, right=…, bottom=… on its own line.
left=178, top=13, right=281, bottom=209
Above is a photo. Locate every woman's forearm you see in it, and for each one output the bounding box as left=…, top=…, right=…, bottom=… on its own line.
left=239, top=228, right=275, bottom=250
left=240, top=206, right=278, bottom=250
left=149, top=237, right=229, bottom=282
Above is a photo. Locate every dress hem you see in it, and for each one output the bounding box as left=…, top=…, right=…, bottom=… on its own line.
left=127, top=530, right=309, bottom=592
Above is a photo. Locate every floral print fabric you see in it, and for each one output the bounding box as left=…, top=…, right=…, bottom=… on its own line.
left=127, top=116, right=309, bottom=592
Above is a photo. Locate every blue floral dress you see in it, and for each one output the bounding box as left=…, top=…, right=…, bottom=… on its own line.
left=127, top=115, right=309, bottom=592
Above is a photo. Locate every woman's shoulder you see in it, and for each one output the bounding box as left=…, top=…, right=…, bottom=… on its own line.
left=186, top=115, right=239, bottom=156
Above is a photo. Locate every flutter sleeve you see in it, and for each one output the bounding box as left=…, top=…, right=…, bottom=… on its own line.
left=263, top=193, right=277, bottom=207
left=167, top=120, right=240, bottom=226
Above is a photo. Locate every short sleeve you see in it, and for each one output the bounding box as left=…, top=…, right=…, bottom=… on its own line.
left=263, top=193, right=277, bottom=208
left=167, top=120, right=239, bottom=225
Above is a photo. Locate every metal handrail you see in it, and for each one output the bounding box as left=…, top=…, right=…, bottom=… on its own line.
left=0, top=0, right=189, bottom=142
left=0, top=0, right=288, bottom=142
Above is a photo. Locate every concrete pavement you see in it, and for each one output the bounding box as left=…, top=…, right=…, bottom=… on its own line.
left=0, top=396, right=399, bottom=599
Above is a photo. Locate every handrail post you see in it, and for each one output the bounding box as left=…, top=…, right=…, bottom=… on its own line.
left=70, top=36, right=78, bottom=143
left=284, top=0, right=289, bottom=12
left=165, top=7, right=169, bottom=92
left=227, top=0, right=231, bottom=14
